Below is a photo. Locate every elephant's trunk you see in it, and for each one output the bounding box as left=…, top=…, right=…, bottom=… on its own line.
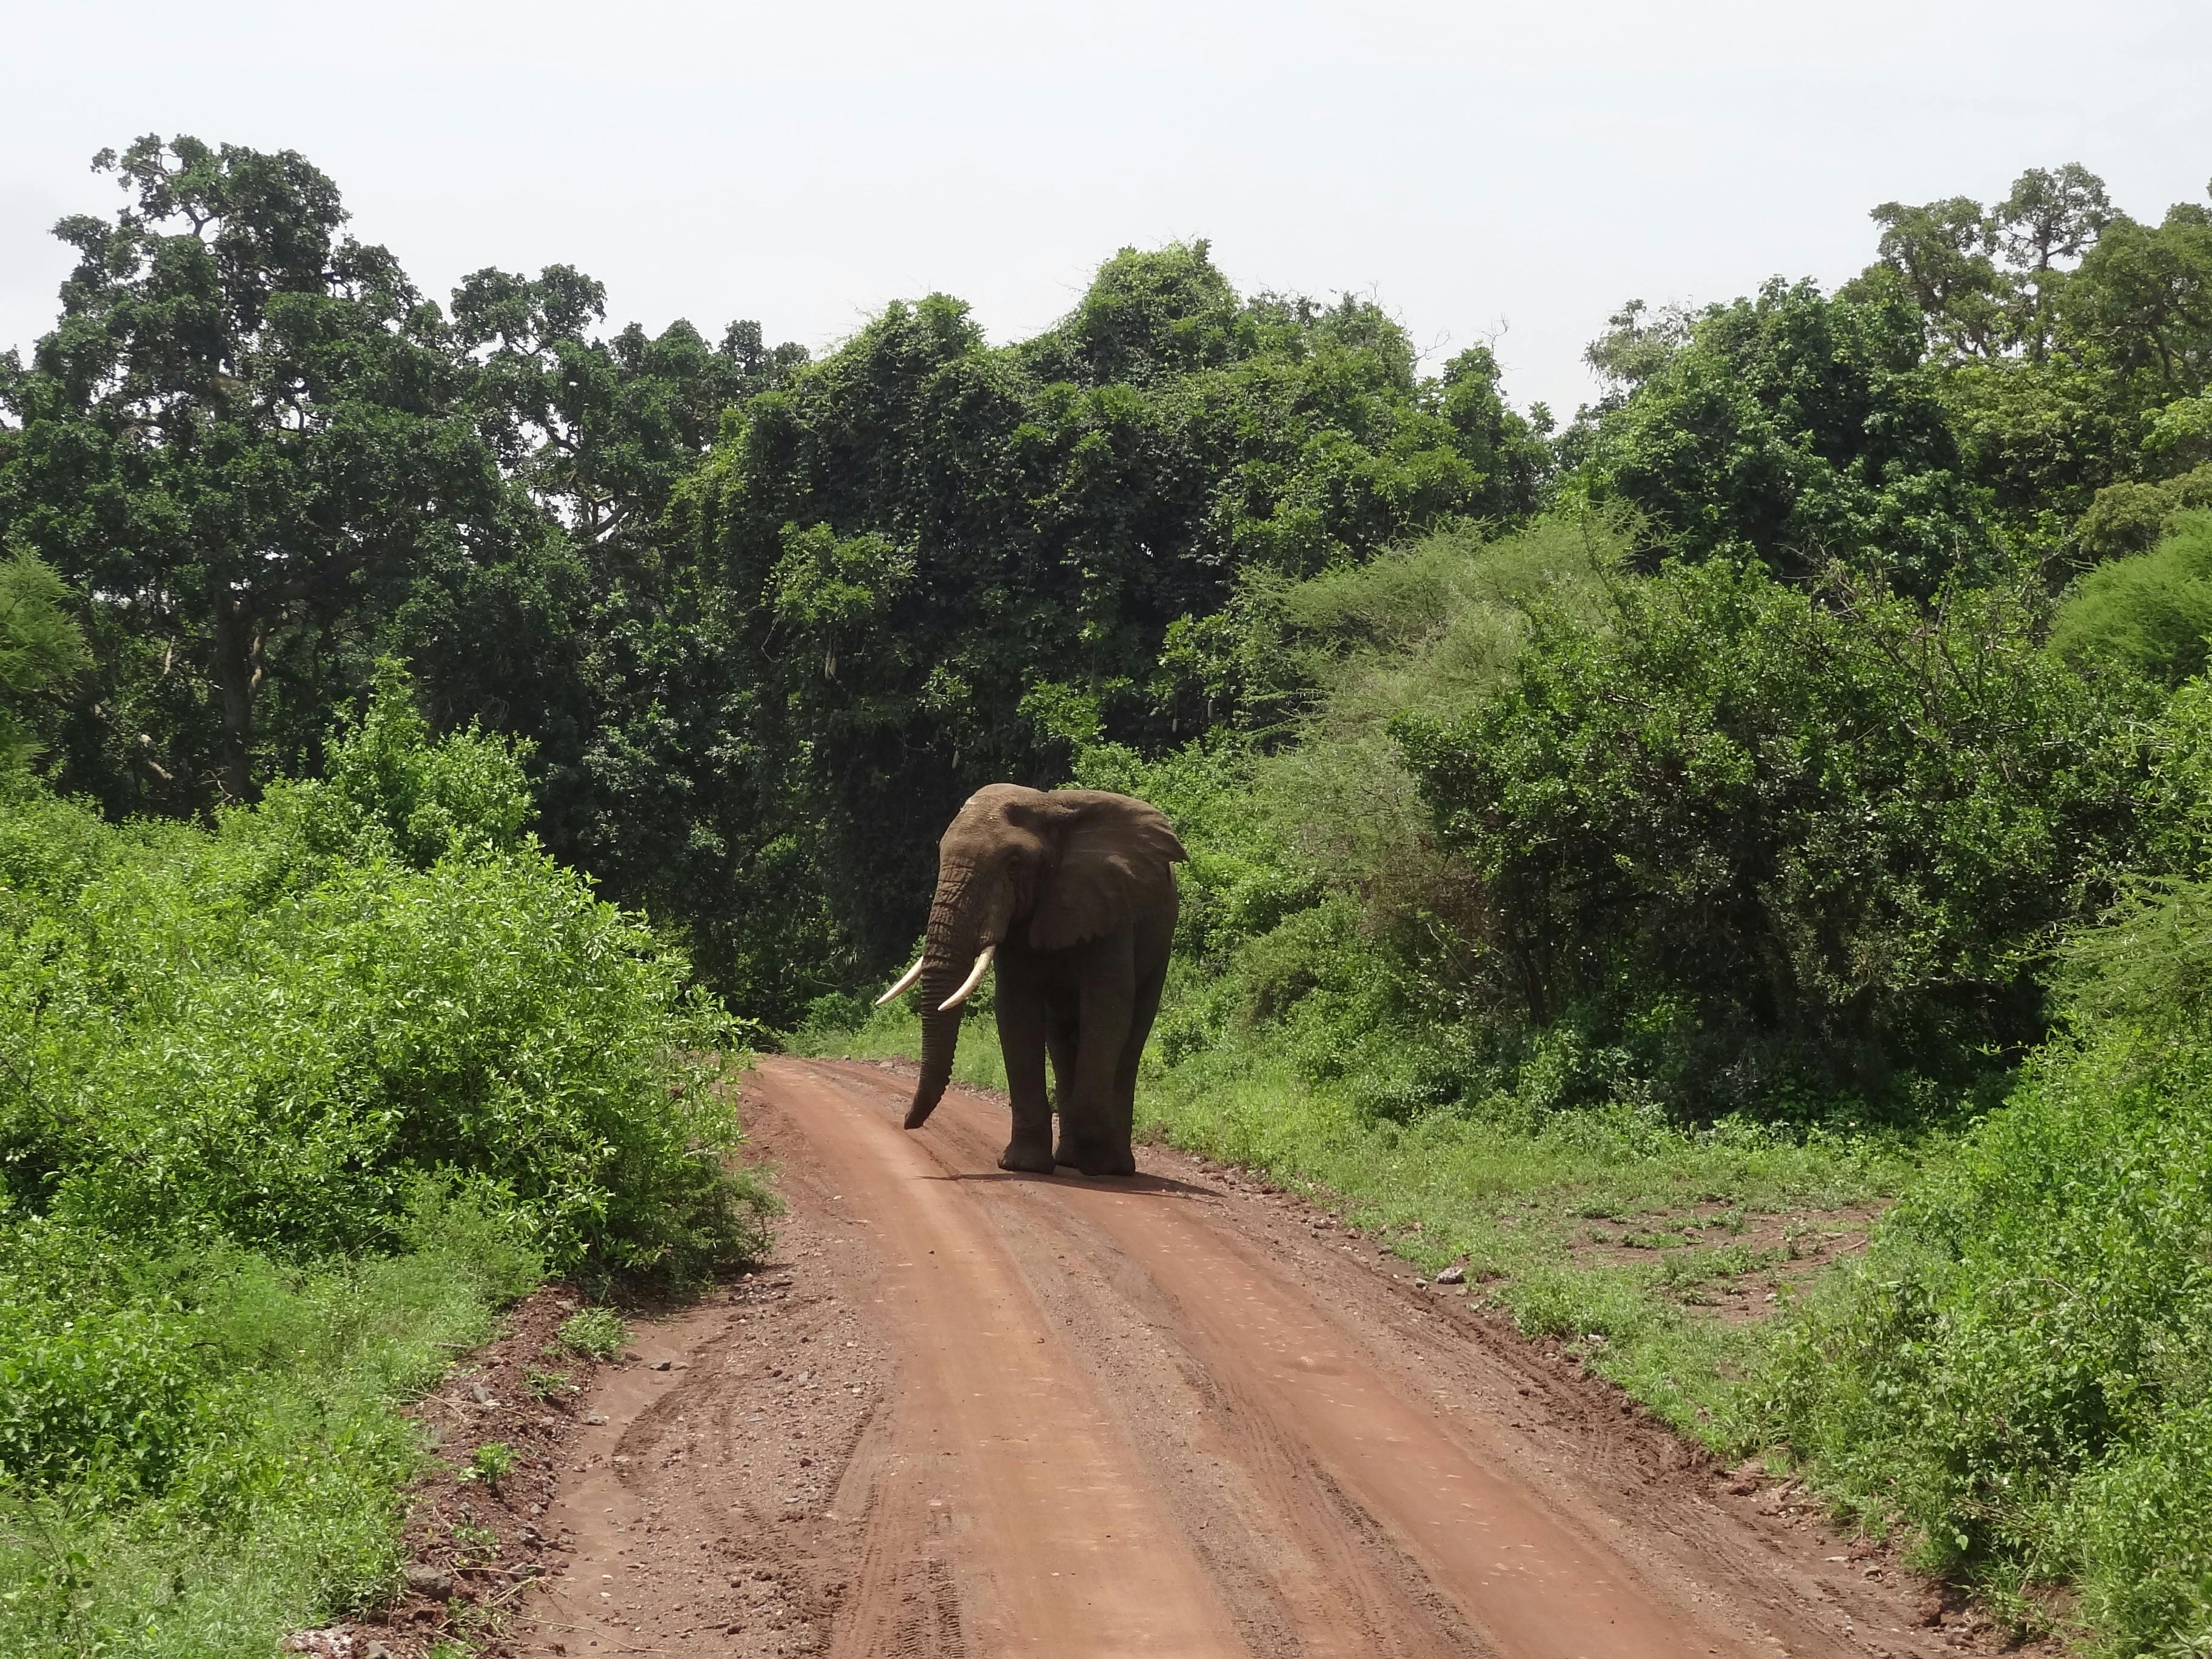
left=904, top=863, right=989, bottom=1130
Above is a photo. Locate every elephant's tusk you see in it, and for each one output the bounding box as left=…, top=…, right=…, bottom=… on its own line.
left=937, top=944, right=996, bottom=1011
left=874, top=956, right=926, bottom=1006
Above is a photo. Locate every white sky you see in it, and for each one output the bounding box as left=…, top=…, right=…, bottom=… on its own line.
left=4, top=0, right=2210, bottom=420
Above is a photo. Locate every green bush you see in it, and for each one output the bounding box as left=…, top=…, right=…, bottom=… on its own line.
left=292, top=656, right=537, bottom=870
left=0, top=1285, right=201, bottom=1495
left=1, top=743, right=769, bottom=1282
left=0, top=1185, right=534, bottom=1658
left=464, top=1443, right=517, bottom=1489
left=1393, top=557, right=2154, bottom=1112
left=2074, top=463, right=2212, bottom=564
left=0, top=673, right=774, bottom=1656
left=1765, top=874, right=2212, bottom=1652
left=0, top=552, right=89, bottom=774
left=2051, top=511, right=2212, bottom=687
left=557, top=1307, right=626, bottom=1361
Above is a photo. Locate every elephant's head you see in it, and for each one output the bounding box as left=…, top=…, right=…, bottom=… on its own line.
left=876, top=783, right=1185, bottom=1131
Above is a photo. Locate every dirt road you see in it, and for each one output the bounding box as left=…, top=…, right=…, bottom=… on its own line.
left=512, top=1058, right=1971, bottom=1658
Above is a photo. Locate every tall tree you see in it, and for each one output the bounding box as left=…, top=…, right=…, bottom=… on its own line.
left=1990, top=163, right=2111, bottom=360
left=0, top=136, right=514, bottom=807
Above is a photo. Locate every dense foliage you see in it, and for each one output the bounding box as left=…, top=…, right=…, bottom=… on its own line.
left=0, top=623, right=768, bottom=1653
left=582, top=249, right=1544, bottom=1005
left=0, top=141, right=1545, bottom=1020
left=1, top=669, right=765, bottom=1281
left=1768, top=856, right=2212, bottom=1650
left=1395, top=560, right=2153, bottom=1107
left=1566, top=281, right=1994, bottom=594
left=1566, top=166, right=2212, bottom=581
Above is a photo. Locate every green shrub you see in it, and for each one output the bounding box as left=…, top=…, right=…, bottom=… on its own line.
left=2074, top=463, right=2212, bottom=564
left=464, top=1443, right=517, bottom=1489
left=0, top=1188, right=528, bottom=1657
left=1, top=776, right=769, bottom=1282
left=1765, top=885, right=2212, bottom=1652
left=288, top=657, right=537, bottom=870
left=0, top=1288, right=201, bottom=1495
left=1071, top=519, right=1627, bottom=1120
left=0, top=552, right=89, bottom=774
left=2051, top=511, right=2212, bottom=687
left=1393, top=558, right=2153, bottom=1112
left=0, top=674, right=776, bottom=1655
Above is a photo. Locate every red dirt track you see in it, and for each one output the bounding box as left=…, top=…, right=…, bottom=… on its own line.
left=510, top=1057, right=1975, bottom=1658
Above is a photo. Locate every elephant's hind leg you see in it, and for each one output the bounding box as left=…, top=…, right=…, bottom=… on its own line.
left=1045, top=999, right=1085, bottom=1170
left=1062, top=956, right=1138, bottom=1178
left=1101, top=920, right=1172, bottom=1175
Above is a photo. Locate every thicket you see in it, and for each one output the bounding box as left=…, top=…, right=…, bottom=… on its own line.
left=1766, top=856, right=2212, bottom=1652
left=0, top=139, right=1546, bottom=1020
left=0, top=643, right=769, bottom=1654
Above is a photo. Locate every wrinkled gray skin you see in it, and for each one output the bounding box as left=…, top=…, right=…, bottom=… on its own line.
left=899, top=783, right=1185, bottom=1177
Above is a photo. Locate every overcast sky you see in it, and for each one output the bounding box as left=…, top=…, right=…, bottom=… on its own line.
left=4, top=0, right=2210, bottom=418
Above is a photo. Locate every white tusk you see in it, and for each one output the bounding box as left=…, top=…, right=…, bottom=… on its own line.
left=874, top=956, right=926, bottom=1006
left=937, top=944, right=996, bottom=1011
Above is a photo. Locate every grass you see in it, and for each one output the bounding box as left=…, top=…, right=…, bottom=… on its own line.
left=556, top=1308, right=627, bottom=1361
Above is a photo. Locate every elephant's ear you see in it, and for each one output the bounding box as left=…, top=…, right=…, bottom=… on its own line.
left=1024, top=791, right=1187, bottom=952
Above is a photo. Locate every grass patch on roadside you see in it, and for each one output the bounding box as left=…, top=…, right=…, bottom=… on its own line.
left=1142, top=1042, right=1926, bottom=1450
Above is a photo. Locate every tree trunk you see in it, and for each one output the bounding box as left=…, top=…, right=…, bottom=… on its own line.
left=209, top=595, right=263, bottom=803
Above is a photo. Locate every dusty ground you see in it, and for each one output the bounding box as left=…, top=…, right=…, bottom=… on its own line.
left=386, top=1057, right=2016, bottom=1658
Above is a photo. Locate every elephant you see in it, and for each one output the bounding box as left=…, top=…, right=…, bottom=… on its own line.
left=876, top=783, right=1185, bottom=1177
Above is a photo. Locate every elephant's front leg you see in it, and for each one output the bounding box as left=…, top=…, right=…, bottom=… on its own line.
left=1061, top=937, right=1139, bottom=1177
left=993, top=962, right=1055, bottom=1174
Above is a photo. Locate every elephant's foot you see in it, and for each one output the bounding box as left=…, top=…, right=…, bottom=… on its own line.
left=1058, top=1140, right=1138, bottom=1178
left=998, top=1139, right=1055, bottom=1175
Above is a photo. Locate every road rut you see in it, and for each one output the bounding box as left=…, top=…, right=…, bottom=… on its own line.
left=512, top=1057, right=1974, bottom=1658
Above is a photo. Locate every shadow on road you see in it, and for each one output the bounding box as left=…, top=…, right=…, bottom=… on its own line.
left=928, top=1168, right=1220, bottom=1201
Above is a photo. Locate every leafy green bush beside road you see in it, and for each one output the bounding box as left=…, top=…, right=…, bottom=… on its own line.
left=1, top=672, right=768, bottom=1281
left=1768, top=886, right=2212, bottom=1652
left=0, top=668, right=771, bottom=1658
left=1395, top=558, right=2154, bottom=1112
